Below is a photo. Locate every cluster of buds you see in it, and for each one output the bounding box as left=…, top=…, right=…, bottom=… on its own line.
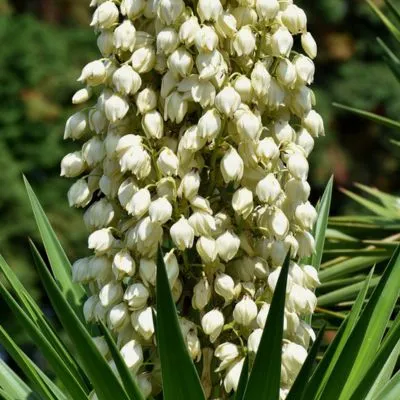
left=62, top=0, right=324, bottom=398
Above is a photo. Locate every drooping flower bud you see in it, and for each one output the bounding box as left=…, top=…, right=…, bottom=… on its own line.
left=114, top=19, right=136, bottom=52
left=224, top=358, right=245, bottom=393
left=215, top=87, right=241, bottom=117
left=131, top=307, right=155, bottom=340
left=201, top=310, right=224, bottom=343
left=112, top=250, right=136, bottom=280
left=232, top=187, right=254, bottom=219
left=214, top=273, right=235, bottom=303
left=216, top=231, right=241, bottom=262
left=233, top=296, right=257, bottom=326
left=99, top=281, right=124, bottom=307
left=108, top=302, right=129, bottom=331
left=120, top=340, right=144, bottom=373
left=124, top=283, right=149, bottom=310
left=192, top=277, right=212, bottom=310
left=301, top=32, right=317, bottom=59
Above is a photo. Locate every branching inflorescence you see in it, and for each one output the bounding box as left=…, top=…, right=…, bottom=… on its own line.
left=61, top=0, right=324, bottom=398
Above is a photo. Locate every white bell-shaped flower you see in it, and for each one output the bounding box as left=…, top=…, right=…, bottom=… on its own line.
left=179, top=16, right=200, bottom=46
left=236, top=110, right=262, bottom=140
left=82, top=127, right=104, bottom=162
left=197, top=109, right=222, bottom=141
left=84, top=198, right=114, bottom=230
left=251, top=61, right=271, bottom=98
left=157, top=0, right=185, bottom=25
left=124, top=283, right=149, bottom=310
left=120, top=340, right=144, bottom=373
left=271, top=27, right=294, bottom=57
left=90, top=1, right=119, bottom=29
left=233, top=26, right=256, bottom=56
left=282, top=342, right=307, bottom=384
left=131, top=46, right=156, bottom=74
left=139, top=258, right=157, bottom=286
left=221, top=147, right=244, bottom=184
left=178, top=170, right=201, bottom=200
left=303, top=265, right=320, bottom=289
left=120, top=0, right=146, bottom=19
left=192, top=277, right=211, bottom=310
left=224, top=358, right=245, bottom=393
left=72, top=88, right=92, bottom=105
left=108, top=302, right=129, bottom=331
left=302, top=109, right=325, bottom=137
left=188, top=212, right=216, bottom=237
left=97, top=30, right=114, bottom=57
left=149, top=197, right=173, bottom=224
left=196, top=236, right=218, bottom=264
left=170, top=217, right=195, bottom=250
left=142, top=110, right=164, bottom=139
left=112, top=250, right=136, bottom=280
left=114, top=19, right=136, bottom=52
left=195, top=25, right=219, bottom=52
left=60, top=151, right=86, bottom=178
left=201, top=309, right=224, bottom=343
left=233, top=295, right=258, bottom=326
left=131, top=307, right=155, bottom=340
left=287, top=153, right=309, bottom=181
left=256, top=173, right=281, bottom=204
left=104, top=93, right=129, bottom=123
left=78, top=60, right=107, bottom=86
left=256, top=0, right=279, bottom=21
left=99, top=281, right=123, bottom=307
left=197, top=0, right=223, bottom=22
left=215, top=87, right=241, bottom=117
left=64, top=111, right=88, bottom=140
left=215, top=11, right=237, bottom=38
left=216, top=231, right=240, bottom=262
left=214, top=273, right=235, bottom=303
left=68, top=179, right=92, bottom=208
left=276, top=58, right=297, bottom=87
left=248, top=328, right=263, bottom=353
left=168, top=47, right=194, bottom=77
left=281, top=4, right=307, bottom=34
left=295, top=201, right=317, bottom=230
left=88, top=228, right=115, bottom=254
left=294, top=55, right=315, bottom=85
left=157, top=27, right=180, bottom=55
left=215, top=342, right=240, bottom=371
left=301, top=32, right=317, bottom=59
left=233, top=75, right=253, bottom=103
left=113, top=65, right=142, bottom=96
left=232, top=187, right=254, bottom=219
left=164, top=92, right=188, bottom=124
left=256, top=302, right=271, bottom=329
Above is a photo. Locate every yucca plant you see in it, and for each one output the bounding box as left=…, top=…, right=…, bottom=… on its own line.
left=0, top=178, right=399, bottom=400
left=1, top=0, right=400, bottom=399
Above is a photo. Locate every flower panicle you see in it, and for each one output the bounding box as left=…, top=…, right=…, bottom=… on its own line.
left=63, top=0, right=323, bottom=398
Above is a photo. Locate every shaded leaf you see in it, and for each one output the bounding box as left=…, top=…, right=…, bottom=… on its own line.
left=23, top=176, right=85, bottom=319
left=99, top=322, right=144, bottom=400
left=30, top=241, right=130, bottom=400
left=243, top=254, right=290, bottom=400
left=156, top=247, right=205, bottom=400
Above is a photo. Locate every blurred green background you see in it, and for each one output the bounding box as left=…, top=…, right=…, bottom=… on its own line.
left=0, top=0, right=399, bottom=340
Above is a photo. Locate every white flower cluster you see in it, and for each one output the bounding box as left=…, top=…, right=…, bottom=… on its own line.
left=62, top=0, right=323, bottom=398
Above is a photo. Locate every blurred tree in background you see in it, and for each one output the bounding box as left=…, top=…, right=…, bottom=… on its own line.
left=0, top=0, right=399, bottom=339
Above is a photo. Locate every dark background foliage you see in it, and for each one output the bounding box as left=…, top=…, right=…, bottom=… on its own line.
left=0, top=0, right=399, bottom=354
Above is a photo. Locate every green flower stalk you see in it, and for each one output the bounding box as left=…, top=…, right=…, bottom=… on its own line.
left=61, top=0, right=324, bottom=398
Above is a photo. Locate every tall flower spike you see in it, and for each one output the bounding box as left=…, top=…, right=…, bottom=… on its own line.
left=62, top=1, right=323, bottom=398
